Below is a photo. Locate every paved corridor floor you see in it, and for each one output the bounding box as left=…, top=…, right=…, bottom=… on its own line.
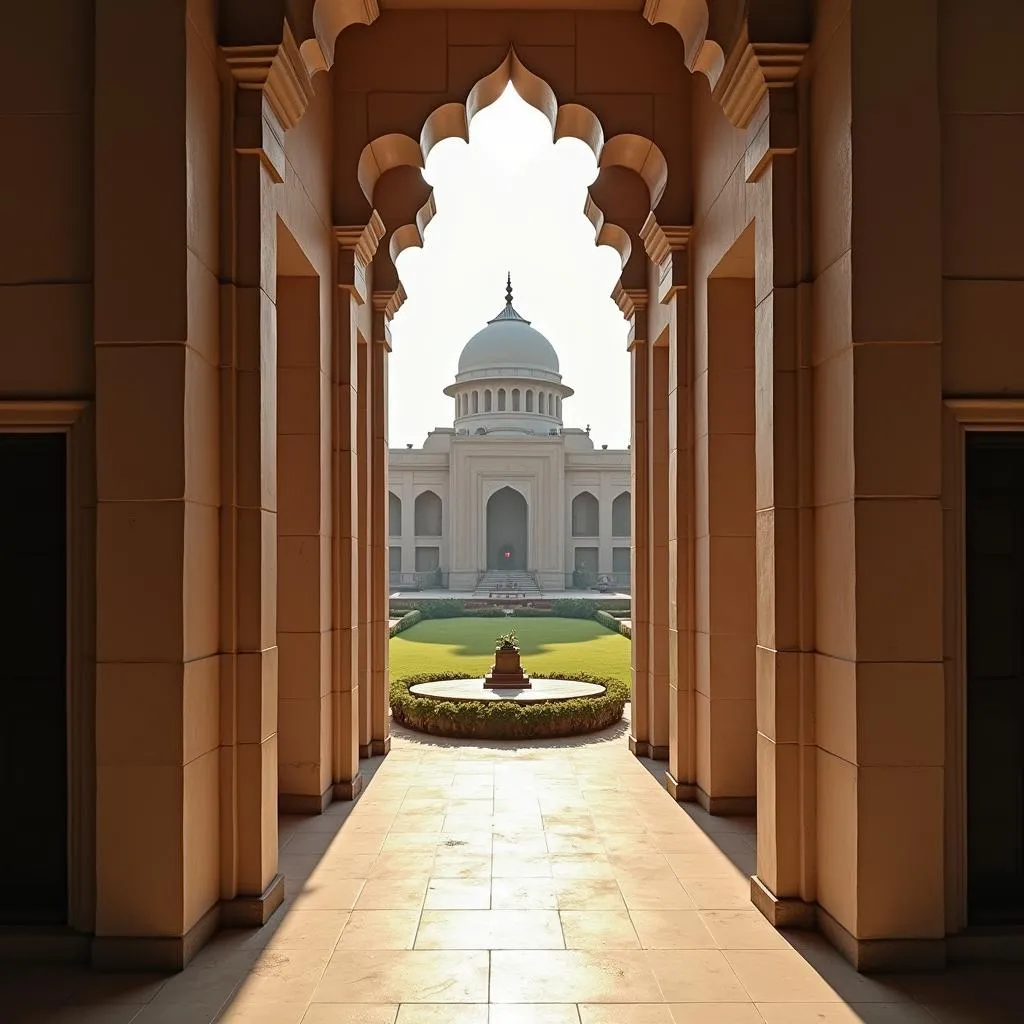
left=3, top=721, right=1024, bottom=1022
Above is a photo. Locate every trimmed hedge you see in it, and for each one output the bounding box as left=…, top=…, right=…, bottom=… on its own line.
left=550, top=598, right=598, bottom=618
left=594, top=608, right=631, bottom=639
left=390, top=671, right=628, bottom=741
left=389, top=609, right=423, bottom=637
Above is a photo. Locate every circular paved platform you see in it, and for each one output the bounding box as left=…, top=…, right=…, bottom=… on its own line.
left=409, top=677, right=607, bottom=704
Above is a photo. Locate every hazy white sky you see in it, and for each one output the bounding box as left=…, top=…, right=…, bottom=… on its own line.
left=388, top=84, right=632, bottom=450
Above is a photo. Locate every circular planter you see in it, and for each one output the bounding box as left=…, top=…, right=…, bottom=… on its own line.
left=391, top=671, right=628, bottom=741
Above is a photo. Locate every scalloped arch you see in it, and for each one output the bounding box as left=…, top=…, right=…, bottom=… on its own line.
left=356, top=49, right=671, bottom=306
left=302, top=0, right=379, bottom=75
left=643, top=0, right=726, bottom=90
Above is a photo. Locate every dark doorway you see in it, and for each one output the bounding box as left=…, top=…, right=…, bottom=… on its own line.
left=486, top=487, right=528, bottom=570
left=0, top=433, right=68, bottom=924
left=966, top=432, right=1024, bottom=925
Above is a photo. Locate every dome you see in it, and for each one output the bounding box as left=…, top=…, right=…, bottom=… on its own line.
left=457, top=277, right=559, bottom=376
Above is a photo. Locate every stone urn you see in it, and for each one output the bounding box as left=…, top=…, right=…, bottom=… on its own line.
left=484, top=634, right=531, bottom=689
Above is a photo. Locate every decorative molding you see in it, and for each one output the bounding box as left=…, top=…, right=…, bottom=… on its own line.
left=303, top=0, right=380, bottom=75
left=223, top=23, right=315, bottom=133
left=713, top=38, right=808, bottom=130
left=334, top=212, right=386, bottom=302
left=335, top=211, right=386, bottom=267
left=643, top=0, right=725, bottom=90
left=640, top=215, right=692, bottom=267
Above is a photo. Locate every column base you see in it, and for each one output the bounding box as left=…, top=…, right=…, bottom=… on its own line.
left=817, top=904, right=946, bottom=973
left=91, top=901, right=221, bottom=973
left=220, top=873, right=286, bottom=929
left=629, top=736, right=652, bottom=758
left=278, top=785, right=333, bottom=815
left=663, top=770, right=696, bottom=801
left=359, top=742, right=372, bottom=758
left=334, top=772, right=364, bottom=800
left=696, top=785, right=756, bottom=816
left=750, top=874, right=816, bottom=929
left=370, top=736, right=391, bottom=757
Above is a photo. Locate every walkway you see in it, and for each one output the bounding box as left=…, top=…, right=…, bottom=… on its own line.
left=3, top=724, right=1023, bottom=1022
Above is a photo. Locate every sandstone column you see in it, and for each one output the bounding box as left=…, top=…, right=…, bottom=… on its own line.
left=811, top=1, right=945, bottom=967
left=276, top=274, right=332, bottom=813
left=332, top=218, right=383, bottom=796
left=356, top=333, right=373, bottom=757
left=646, top=336, right=671, bottom=761
left=628, top=329, right=651, bottom=757
left=369, top=294, right=394, bottom=756
left=640, top=222, right=697, bottom=799
left=92, top=2, right=225, bottom=968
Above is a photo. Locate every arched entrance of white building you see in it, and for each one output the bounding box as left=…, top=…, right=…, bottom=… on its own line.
left=486, top=486, right=528, bottom=570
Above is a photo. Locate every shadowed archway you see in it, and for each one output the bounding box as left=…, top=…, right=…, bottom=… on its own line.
left=486, top=486, right=528, bottom=570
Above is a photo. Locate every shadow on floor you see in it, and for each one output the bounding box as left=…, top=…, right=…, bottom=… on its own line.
left=1, top=716, right=1022, bottom=1023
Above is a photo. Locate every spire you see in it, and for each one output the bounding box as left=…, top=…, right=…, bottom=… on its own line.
left=487, top=271, right=530, bottom=325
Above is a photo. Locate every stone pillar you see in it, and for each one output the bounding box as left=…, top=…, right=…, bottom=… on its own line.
left=276, top=276, right=332, bottom=813
left=640, top=222, right=696, bottom=797
left=332, top=218, right=382, bottom=798
left=369, top=294, right=394, bottom=756
left=810, top=1, right=945, bottom=968
left=647, top=338, right=671, bottom=760
left=628, top=319, right=651, bottom=757
left=217, top=35, right=311, bottom=926
left=356, top=334, right=373, bottom=757
left=727, top=59, right=816, bottom=930
left=697, top=277, right=757, bottom=813
left=93, top=0, right=226, bottom=968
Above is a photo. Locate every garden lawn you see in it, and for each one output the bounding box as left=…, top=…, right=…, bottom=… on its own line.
left=389, top=616, right=631, bottom=686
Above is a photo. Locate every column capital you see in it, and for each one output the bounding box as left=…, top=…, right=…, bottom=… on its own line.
left=223, top=24, right=314, bottom=181
left=616, top=287, right=650, bottom=352
left=371, top=287, right=406, bottom=350
left=641, top=216, right=692, bottom=305
left=334, top=213, right=386, bottom=304
left=713, top=29, right=808, bottom=132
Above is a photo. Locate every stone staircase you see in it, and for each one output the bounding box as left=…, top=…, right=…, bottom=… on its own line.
left=473, top=570, right=542, bottom=599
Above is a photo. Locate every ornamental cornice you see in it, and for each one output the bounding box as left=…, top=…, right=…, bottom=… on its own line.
left=639, top=215, right=692, bottom=267
left=223, top=23, right=314, bottom=133
left=334, top=212, right=386, bottom=301
left=713, top=35, right=808, bottom=130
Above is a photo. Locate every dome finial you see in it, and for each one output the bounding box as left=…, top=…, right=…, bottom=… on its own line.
left=505, top=272, right=513, bottom=306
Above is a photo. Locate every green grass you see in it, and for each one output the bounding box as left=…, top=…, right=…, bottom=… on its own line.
left=388, top=616, right=632, bottom=686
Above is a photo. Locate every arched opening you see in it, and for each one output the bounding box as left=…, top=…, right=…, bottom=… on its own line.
left=414, top=490, right=443, bottom=536
left=472, top=391, right=479, bottom=414
left=612, top=491, right=630, bottom=536
left=484, top=390, right=492, bottom=412
left=571, top=491, right=600, bottom=536
left=538, top=392, right=546, bottom=415
left=511, top=388, right=520, bottom=411
left=497, top=388, right=506, bottom=411
left=486, top=486, right=528, bottom=571
left=389, top=491, right=402, bottom=537
left=525, top=389, right=534, bottom=412
left=556, top=396, right=562, bottom=419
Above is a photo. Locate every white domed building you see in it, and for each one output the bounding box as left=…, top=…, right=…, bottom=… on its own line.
left=388, top=278, right=632, bottom=594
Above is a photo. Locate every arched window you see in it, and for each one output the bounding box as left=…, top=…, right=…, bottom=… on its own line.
left=472, top=391, right=479, bottom=414
left=484, top=390, right=492, bottom=412
left=389, top=492, right=402, bottom=537
left=556, top=396, right=562, bottom=419
left=511, top=388, right=520, bottom=411
left=525, top=390, right=534, bottom=412
left=538, top=392, right=546, bottom=415
left=498, top=388, right=506, bottom=411
left=572, top=491, right=600, bottom=537
left=612, top=491, right=631, bottom=536
left=458, top=394, right=465, bottom=416
left=414, top=490, right=443, bottom=536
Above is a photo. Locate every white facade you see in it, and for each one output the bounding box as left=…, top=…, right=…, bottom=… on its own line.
left=388, top=281, right=631, bottom=591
